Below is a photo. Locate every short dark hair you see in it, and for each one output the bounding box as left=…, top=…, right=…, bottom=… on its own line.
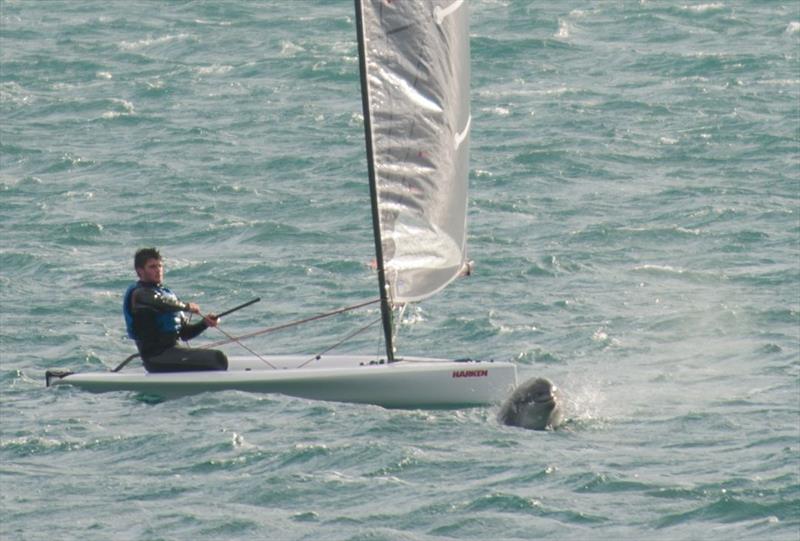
left=134, top=247, right=162, bottom=270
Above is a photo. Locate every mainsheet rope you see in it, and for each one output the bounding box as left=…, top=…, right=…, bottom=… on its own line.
left=203, top=297, right=381, bottom=351
left=208, top=323, right=278, bottom=369
left=297, top=316, right=383, bottom=368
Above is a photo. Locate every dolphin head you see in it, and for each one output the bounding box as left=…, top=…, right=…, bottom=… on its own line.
left=525, top=378, right=558, bottom=405
left=499, top=377, right=563, bottom=431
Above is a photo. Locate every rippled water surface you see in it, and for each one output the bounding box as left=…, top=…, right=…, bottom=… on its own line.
left=1, top=2, right=798, bottom=540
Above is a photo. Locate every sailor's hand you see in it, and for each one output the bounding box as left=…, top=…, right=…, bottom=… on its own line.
left=186, top=302, right=201, bottom=314
left=203, top=313, right=219, bottom=327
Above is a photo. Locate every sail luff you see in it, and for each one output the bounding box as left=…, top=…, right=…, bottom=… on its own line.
left=354, top=0, right=395, bottom=362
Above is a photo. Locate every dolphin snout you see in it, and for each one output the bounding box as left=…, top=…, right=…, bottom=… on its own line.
left=533, top=389, right=555, bottom=403
left=499, top=377, right=564, bottom=431
left=530, top=381, right=557, bottom=403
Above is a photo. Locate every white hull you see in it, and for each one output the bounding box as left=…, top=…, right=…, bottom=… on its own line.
left=48, top=355, right=518, bottom=408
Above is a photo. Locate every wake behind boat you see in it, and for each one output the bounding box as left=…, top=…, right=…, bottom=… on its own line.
left=46, top=0, right=520, bottom=406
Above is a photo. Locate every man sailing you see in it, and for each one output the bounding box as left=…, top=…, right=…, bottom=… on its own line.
left=123, top=248, right=228, bottom=372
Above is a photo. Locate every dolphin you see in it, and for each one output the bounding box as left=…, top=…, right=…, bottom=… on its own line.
left=498, top=377, right=563, bottom=430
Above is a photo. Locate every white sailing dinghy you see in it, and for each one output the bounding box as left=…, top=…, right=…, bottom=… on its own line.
left=46, top=0, right=518, bottom=407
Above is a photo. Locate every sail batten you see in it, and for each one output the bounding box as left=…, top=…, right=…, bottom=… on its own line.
left=358, top=0, right=471, bottom=305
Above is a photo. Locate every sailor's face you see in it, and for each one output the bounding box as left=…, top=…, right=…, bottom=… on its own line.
left=137, top=258, right=164, bottom=284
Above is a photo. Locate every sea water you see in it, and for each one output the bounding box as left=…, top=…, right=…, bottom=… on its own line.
left=1, top=2, right=798, bottom=540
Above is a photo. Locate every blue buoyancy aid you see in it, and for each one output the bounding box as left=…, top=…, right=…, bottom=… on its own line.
left=123, top=282, right=183, bottom=340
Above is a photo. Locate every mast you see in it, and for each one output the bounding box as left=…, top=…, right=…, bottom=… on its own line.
left=354, top=0, right=395, bottom=362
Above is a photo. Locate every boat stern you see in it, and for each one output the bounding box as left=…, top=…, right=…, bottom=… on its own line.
left=45, top=369, right=75, bottom=387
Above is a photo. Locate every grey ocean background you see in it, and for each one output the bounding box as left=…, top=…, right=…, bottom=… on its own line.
left=1, top=1, right=798, bottom=540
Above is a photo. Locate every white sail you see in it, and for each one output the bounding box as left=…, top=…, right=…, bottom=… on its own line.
left=358, top=0, right=472, bottom=304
